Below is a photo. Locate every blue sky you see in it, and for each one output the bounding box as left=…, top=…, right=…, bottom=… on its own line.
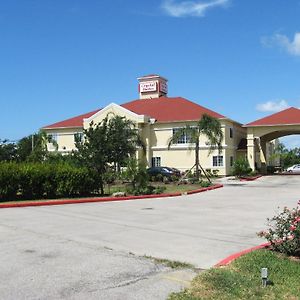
left=1, top=0, right=300, bottom=147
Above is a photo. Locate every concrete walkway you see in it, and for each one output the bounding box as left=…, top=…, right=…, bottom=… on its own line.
left=0, top=175, right=299, bottom=299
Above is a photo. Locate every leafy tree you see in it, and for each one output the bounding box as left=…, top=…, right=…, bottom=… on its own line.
left=106, top=114, right=145, bottom=171
left=74, top=115, right=144, bottom=195
left=272, top=142, right=300, bottom=169
left=0, top=139, right=17, bottom=161
left=168, top=114, right=223, bottom=180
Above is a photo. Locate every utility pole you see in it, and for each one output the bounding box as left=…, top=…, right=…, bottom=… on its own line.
left=31, top=134, right=34, bottom=152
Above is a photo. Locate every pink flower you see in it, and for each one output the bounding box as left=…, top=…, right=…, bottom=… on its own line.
left=288, top=234, right=295, bottom=240
left=290, top=225, right=296, bottom=231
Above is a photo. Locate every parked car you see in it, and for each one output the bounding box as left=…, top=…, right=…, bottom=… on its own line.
left=287, top=164, right=300, bottom=173
left=147, top=167, right=181, bottom=180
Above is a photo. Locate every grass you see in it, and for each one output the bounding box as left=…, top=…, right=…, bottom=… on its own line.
left=105, top=182, right=212, bottom=195
left=144, top=256, right=195, bottom=269
left=168, top=249, right=300, bottom=300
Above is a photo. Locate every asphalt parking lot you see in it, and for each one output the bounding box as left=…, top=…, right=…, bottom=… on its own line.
left=0, top=175, right=299, bottom=299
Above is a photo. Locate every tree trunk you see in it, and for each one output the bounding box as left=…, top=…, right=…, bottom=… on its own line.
left=195, top=141, right=200, bottom=179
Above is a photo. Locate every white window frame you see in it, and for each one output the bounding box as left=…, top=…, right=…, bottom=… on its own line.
left=213, top=155, right=223, bottom=167
left=151, top=157, right=161, bottom=167
left=172, top=128, right=192, bottom=144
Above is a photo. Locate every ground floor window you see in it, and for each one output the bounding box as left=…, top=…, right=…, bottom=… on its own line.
left=213, top=155, right=223, bottom=167
left=151, top=157, right=161, bottom=167
left=230, top=156, right=234, bottom=167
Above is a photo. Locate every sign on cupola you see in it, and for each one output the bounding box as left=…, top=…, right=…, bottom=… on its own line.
left=138, top=74, right=168, bottom=99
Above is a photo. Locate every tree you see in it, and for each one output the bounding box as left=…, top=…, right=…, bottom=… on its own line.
left=168, top=114, right=223, bottom=180
left=106, top=114, right=145, bottom=171
left=272, top=142, right=300, bottom=169
left=17, top=130, right=55, bottom=162
left=0, top=139, right=17, bottom=161
left=74, top=115, right=144, bottom=195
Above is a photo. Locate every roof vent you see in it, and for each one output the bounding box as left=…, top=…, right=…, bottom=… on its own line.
left=137, top=74, right=168, bottom=99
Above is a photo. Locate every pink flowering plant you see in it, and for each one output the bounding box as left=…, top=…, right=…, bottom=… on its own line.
left=258, top=201, right=300, bottom=256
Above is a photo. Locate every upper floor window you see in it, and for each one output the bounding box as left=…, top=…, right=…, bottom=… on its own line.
left=74, top=132, right=84, bottom=143
left=213, top=155, right=223, bottom=167
left=229, top=128, right=233, bottom=138
left=172, top=128, right=192, bottom=144
left=48, top=133, right=58, bottom=143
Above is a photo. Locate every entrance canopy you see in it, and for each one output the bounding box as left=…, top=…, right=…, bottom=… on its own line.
left=244, top=107, right=300, bottom=172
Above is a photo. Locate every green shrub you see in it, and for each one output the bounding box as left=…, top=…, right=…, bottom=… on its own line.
left=199, top=181, right=211, bottom=188
left=154, top=186, right=166, bottom=194
left=0, top=162, right=20, bottom=200
left=0, top=162, right=100, bottom=201
left=232, top=158, right=252, bottom=177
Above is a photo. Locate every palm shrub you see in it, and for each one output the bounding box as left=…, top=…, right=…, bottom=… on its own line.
left=122, top=158, right=149, bottom=195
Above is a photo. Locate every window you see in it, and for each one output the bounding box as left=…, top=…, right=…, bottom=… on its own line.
left=48, top=133, right=58, bottom=142
left=229, top=128, right=233, bottom=138
left=151, top=157, right=161, bottom=167
left=74, top=132, right=83, bottom=143
left=230, top=156, right=234, bottom=167
left=213, top=155, right=223, bottom=167
left=172, top=128, right=191, bottom=144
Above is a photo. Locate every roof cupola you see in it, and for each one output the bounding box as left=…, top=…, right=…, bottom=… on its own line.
left=137, top=74, right=168, bottom=99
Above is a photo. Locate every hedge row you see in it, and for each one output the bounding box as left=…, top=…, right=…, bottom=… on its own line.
left=0, top=162, right=100, bottom=201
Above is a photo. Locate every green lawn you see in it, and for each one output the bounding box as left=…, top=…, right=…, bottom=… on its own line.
left=168, top=249, right=300, bottom=300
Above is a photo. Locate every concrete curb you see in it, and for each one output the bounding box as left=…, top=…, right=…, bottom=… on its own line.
left=0, top=184, right=223, bottom=209
left=214, top=242, right=271, bottom=267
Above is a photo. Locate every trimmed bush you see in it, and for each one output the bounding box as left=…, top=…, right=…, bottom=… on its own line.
left=0, top=162, right=20, bottom=200
left=0, top=162, right=100, bottom=201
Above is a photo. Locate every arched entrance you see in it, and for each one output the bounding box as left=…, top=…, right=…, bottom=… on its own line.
left=244, top=107, right=300, bottom=173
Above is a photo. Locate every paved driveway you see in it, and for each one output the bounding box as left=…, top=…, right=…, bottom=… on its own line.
left=0, top=175, right=299, bottom=299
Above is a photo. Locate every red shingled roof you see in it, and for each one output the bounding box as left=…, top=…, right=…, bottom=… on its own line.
left=43, top=97, right=225, bottom=129
left=245, top=107, right=300, bottom=127
left=43, top=109, right=101, bottom=129
left=122, top=97, right=224, bottom=122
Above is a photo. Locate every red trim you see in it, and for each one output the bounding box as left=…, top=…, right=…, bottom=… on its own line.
left=215, top=242, right=271, bottom=267
left=240, top=175, right=262, bottom=181
left=0, top=184, right=223, bottom=209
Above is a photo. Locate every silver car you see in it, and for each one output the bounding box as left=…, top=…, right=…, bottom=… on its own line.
left=287, top=164, right=300, bottom=173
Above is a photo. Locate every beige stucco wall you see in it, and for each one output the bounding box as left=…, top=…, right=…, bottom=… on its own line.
left=45, top=127, right=83, bottom=153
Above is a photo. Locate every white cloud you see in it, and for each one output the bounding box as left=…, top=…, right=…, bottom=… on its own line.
left=262, top=32, right=300, bottom=56
left=256, top=100, right=289, bottom=113
left=161, top=0, right=230, bottom=17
